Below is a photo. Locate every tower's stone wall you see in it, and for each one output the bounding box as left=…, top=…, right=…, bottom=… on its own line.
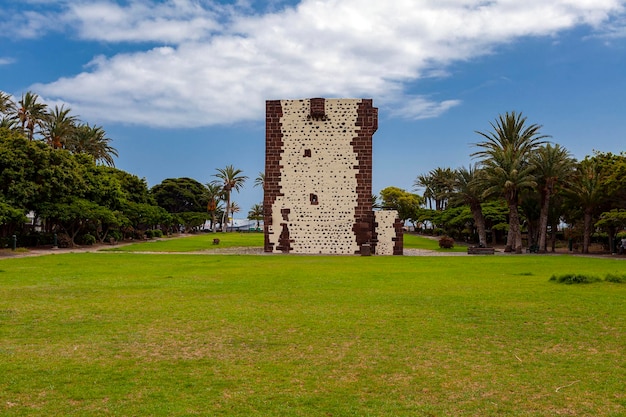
left=374, top=210, right=405, bottom=255
left=264, top=98, right=402, bottom=255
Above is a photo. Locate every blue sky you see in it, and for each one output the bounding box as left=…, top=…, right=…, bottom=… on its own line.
left=1, top=0, right=625, bottom=215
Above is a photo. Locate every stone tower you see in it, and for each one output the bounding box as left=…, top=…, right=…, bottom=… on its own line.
left=264, top=98, right=402, bottom=255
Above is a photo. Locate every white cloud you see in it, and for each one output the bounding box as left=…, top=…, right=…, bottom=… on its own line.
left=26, top=0, right=626, bottom=127
left=591, top=13, right=626, bottom=39
left=64, top=0, right=226, bottom=43
left=390, top=96, right=462, bottom=120
left=0, top=57, right=16, bottom=66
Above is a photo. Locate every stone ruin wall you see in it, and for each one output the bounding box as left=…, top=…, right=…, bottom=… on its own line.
left=264, top=98, right=402, bottom=255
left=374, top=210, right=404, bottom=256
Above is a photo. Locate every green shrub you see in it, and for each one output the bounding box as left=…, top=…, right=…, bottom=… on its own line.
left=79, top=233, right=96, bottom=246
left=438, top=236, right=455, bottom=249
left=145, top=229, right=163, bottom=239
left=604, top=273, right=626, bottom=283
left=108, top=230, right=122, bottom=242
left=549, top=273, right=602, bottom=284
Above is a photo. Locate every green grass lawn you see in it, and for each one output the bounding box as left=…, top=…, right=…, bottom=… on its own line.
left=107, top=232, right=264, bottom=252
left=109, top=231, right=465, bottom=253
left=403, top=233, right=468, bottom=252
left=1, top=252, right=624, bottom=416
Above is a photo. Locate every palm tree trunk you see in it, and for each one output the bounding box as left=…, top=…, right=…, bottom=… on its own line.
left=504, top=209, right=515, bottom=253
left=537, top=188, right=551, bottom=253
left=508, top=201, right=523, bottom=253
left=583, top=210, right=593, bottom=254
left=223, top=192, right=231, bottom=232
left=549, top=220, right=558, bottom=252
left=504, top=226, right=514, bottom=252
left=470, top=202, right=487, bottom=247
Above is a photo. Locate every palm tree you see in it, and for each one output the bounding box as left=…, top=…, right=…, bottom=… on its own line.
left=414, top=168, right=455, bottom=211
left=213, top=165, right=247, bottom=232
left=204, top=182, right=223, bottom=232
left=472, top=111, right=548, bottom=253
left=563, top=160, right=604, bottom=254
left=228, top=202, right=241, bottom=230
left=0, top=116, right=18, bottom=130
left=247, top=203, right=264, bottom=229
left=478, top=148, right=537, bottom=253
left=473, top=112, right=549, bottom=160
left=430, top=167, right=455, bottom=210
left=451, top=164, right=488, bottom=247
left=413, top=174, right=435, bottom=210
left=254, top=172, right=265, bottom=189
left=65, top=123, right=118, bottom=166
left=41, top=105, right=78, bottom=149
left=530, top=144, right=575, bottom=252
left=14, top=91, right=48, bottom=141
left=0, top=91, right=15, bottom=115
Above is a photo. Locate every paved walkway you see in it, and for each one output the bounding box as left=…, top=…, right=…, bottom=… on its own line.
left=1, top=244, right=623, bottom=259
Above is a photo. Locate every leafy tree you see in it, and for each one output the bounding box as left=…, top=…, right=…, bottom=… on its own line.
left=563, top=159, right=604, bottom=253
left=151, top=177, right=207, bottom=214
left=178, top=211, right=208, bottom=232
left=0, top=128, right=41, bottom=211
left=120, top=201, right=171, bottom=238
left=472, top=112, right=548, bottom=253
left=594, top=152, right=626, bottom=251
left=433, top=205, right=473, bottom=239
left=598, top=153, right=626, bottom=209
left=39, top=198, right=108, bottom=246
left=481, top=200, right=510, bottom=245
left=596, top=209, right=626, bottom=229
left=106, top=168, right=153, bottom=205
left=0, top=196, right=27, bottom=236
left=213, top=165, right=247, bottom=232
left=33, top=147, right=88, bottom=218
left=82, top=165, right=126, bottom=211
left=379, top=186, right=422, bottom=226
left=152, top=177, right=208, bottom=232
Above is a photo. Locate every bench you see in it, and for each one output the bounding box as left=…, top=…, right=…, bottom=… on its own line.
left=526, top=244, right=539, bottom=253
left=467, top=247, right=495, bottom=255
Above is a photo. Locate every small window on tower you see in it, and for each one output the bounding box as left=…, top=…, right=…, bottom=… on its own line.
left=304, top=149, right=312, bottom=157
left=310, top=193, right=318, bottom=205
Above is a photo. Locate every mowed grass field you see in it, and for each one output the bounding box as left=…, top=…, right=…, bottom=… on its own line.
left=106, top=232, right=265, bottom=252
left=1, top=236, right=625, bottom=416
left=105, top=231, right=467, bottom=253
